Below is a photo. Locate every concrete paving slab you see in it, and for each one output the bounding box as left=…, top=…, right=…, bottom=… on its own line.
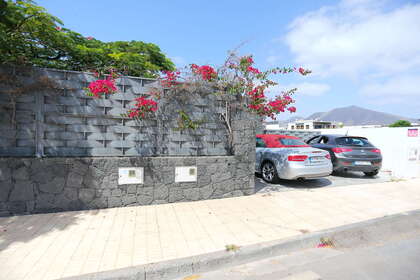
left=0, top=178, right=419, bottom=280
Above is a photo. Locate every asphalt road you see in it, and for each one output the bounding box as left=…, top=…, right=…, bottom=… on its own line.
left=255, top=170, right=393, bottom=193
left=182, top=236, right=420, bottom=280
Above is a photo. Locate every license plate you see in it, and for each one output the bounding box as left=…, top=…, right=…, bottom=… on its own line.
left=310, top=156, right=324, bottom=162
left=354, top=161, right=371, bottom=165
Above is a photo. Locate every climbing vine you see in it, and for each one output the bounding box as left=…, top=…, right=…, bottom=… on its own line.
left=174, top=110, right=205, bottom=131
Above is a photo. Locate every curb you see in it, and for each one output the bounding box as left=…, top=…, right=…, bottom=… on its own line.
left=62, top=209, right=420, bottom=280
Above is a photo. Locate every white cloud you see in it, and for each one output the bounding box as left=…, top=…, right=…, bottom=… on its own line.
left=268, top=82, right=330, bottom=97
left=284, top=0, right=420, bottom=106
left=285, top=1, right=420, bottom=78
left=359, top=75, right=420, bottom=103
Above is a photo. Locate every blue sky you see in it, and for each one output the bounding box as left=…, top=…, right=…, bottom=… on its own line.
left=38, top=0, right=420, bottom=120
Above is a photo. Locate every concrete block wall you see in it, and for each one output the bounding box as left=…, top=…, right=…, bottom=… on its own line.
left=0, top=66, right=258, bottom=215
left=0, top=65, right=241, bottom=157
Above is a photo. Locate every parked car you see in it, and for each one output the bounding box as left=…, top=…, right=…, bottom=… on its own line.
left=255, top=134, right=333, bottom=183
left=305, top=134, right=382, bottom=176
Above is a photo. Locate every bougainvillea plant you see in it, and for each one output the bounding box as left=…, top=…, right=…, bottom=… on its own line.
left=126, top=96, right=158, bottom=119
left=139, top=52, right=310, bottom=120
left=85, top=69, right=119, bottom=98
left=85, top=51, right=310, bottom=153
left=86, top=52, right=310, bottom=130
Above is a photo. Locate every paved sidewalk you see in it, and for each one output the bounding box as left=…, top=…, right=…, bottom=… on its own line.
left=1, top=179, right=419, bottom=280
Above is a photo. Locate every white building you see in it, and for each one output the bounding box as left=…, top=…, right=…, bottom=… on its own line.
left=288, top=119, right=341, bottom=130
left=264, top=122, right=286, bottom=130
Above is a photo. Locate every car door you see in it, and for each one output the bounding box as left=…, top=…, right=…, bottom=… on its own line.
left=255, top=137, right=267, bottom=172
left=306, top=135, right=321, bottom=147
left=313, top=135, right=338, bottom=160
left=308, top=135, right=332, bottom=151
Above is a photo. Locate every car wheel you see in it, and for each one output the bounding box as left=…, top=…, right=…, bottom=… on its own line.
left=261, top=161, right=280, bottom=183
left=364, top=170, right=379, bottom=177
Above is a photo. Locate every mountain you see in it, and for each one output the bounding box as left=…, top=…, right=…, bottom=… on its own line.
left=277, top=115, right=305, bottom=126
left=286, top=106, right=414, bottom=126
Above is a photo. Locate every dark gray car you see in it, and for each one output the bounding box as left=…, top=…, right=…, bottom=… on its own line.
left=306, top=134, right=382, bottom=176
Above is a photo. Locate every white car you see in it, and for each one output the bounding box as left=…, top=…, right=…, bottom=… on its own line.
left=256, top=134, right=333, bottom=183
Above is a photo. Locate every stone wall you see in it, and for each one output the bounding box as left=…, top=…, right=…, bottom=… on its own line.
left=0, top=156, right=253, bottom=216
left=0, top=119, right=256, bottom=216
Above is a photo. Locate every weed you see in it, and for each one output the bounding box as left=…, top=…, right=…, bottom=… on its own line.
left=317, top=237, right=334, bottom=248
left=225, top=244, right=240, bottom=252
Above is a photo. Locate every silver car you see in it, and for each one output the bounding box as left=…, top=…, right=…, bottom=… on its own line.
left=256, top=134, right=333, bottom=183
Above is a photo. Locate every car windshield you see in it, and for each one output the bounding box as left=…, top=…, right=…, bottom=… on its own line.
left=336, top=137, right=373, bottom=147
left=278, top=138, right=307, bottom=146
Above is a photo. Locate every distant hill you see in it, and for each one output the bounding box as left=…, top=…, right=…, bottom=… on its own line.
left=284, top=106, right=414, bottom=126
left=277, top=115, right=304, bottom=127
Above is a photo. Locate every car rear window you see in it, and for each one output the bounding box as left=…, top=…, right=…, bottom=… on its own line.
left=336, top=137, right=373, bottom=147
left=278, top=138, right=307, bottom=146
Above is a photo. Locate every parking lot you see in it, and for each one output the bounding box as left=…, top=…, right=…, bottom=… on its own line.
left=255, top=170, right=393, bottom=193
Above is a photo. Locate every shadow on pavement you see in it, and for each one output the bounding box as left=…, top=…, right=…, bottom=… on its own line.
left=255, top=175, right=332, bottom=193
left=0, top=209, right=100, bottom=252
left=331, top=170, right=378, bottom=179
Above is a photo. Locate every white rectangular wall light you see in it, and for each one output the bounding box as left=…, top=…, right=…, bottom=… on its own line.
left=175, top=166, right=197, bottom=182
left=118, top=167, right=144, bottom=185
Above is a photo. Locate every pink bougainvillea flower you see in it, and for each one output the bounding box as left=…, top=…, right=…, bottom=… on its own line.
left=127, top=97, right=158, bottom=119
left=298, top=67, right=311, bottom=75
left=299, top=67, right=305, bottom=75
left=87, top=78, right=118, bottom=98
left=86, top=36, right=94, bottom=40
left=284, top=95, right=292, bottom=102
left=161, top=70, right=181, bottom=87
left=247, top=66, right=260, bottom=74
left=191, top=64, right=217, bottom=81
left=55, top=26, right=62, bottom=31
left=287, top=106, right=297, bottom=113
